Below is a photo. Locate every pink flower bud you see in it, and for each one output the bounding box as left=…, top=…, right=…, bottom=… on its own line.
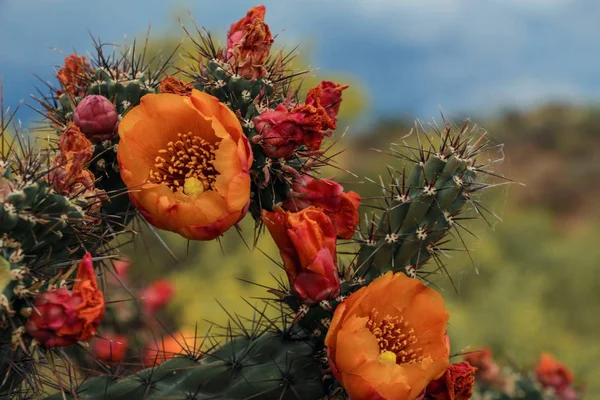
left=140, top=279, right=175, bottom=315
left=74, top=95, right=119, bottom=141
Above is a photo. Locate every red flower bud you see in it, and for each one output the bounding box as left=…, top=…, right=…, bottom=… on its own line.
left=463, top=347, right=504, bottom=388
left=284, top=175, right=360, bottom=239
left=94, top=334, right=128, bottom=363
left=262, top=207, right=340, bottom=305
left=140, top=279, right=175, bottom=315
left=26, top=253, right=105, bottom=347
left=425, top=361, right=477, bottom=400
left=74, top=95, right=119, bottom=141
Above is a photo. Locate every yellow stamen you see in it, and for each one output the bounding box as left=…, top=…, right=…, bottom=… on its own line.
left=378, top=351, right=397, bottom=364
left=367, top=309, right=422, bottom=365
left=148, top=132, right=220, bottom=194
left=184, top=177, right=205, bottom=196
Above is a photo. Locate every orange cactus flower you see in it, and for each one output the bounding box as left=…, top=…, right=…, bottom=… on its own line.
left=143, top=332, right=197, bottom=366
left=117, top=90, right=253, bottom=240
left=57, top=54, right=91, bottom=97
left=325, top=272, right=449, bottom=400
left=262, top=207, right=340, bottom=305
left=536, top=353, right=575, bottom=394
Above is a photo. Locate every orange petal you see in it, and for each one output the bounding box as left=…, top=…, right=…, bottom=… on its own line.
left=190, top=90, right=244, bottom=142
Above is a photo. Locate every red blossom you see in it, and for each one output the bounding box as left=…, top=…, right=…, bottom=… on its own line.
left=94, top=334, right=128, bottom=363
left=140, top=279, right=175, bottom=315
left=25, top=253, right=105, bottom=347
left=425, top=361, right=477, bottom=400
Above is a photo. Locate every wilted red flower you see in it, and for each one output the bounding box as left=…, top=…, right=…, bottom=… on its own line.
left=57, top=54, right=91, bottom=97
left=140, top=279, right=175, bottom=315
left=252, top=102, right=335, bottom=159
left=425, top=362, right=477, bottom=400
left=463, top=347, right=503, bottom=388
left=26, top=253, right=105, bottom=347
left=94, top=334, right=128, bottom=363
left=262, top=207, right=340, bottom=305
left=325, top=272, right=450, bottom=399
left=284, top=175, right=360, bottom=239
left=305, top=81, right=349, bottom=125
left=536, top=353, right=577, bottom=400
left=226, top=5, right=274, bottom=79
left=74, top=95, right=119, bottom=141
left=159, top=76, right=194, bottom=96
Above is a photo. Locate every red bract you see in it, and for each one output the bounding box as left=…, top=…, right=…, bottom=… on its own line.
left=74, top=95, right=119, bottom=142
left=425, top=362, right=477, bottom=400
left=26, top=253, right=105, bottom=348
left=262, top=207, right=340, bottom=305
left=140, top=279, right=175, bottom=315
left=94, top=334, right=128, bottom=363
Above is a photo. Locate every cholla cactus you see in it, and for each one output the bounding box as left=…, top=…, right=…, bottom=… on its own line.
left=35, top=36, right=177, bottom=221
left=0, top=89, right=113, bottom=396
left=5, top=4, right=575, bottom=400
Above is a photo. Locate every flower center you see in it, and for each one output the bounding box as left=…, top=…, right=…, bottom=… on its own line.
left=148, top=132, right=220, bottom=195
left=367, top=310, right=423, bottom=365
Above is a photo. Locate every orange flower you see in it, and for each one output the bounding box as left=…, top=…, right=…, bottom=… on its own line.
left=159, top=76, right=194, bottom=96
left=536, top=353, right=574, bottom=393
left=226, top=5, right=274, bottom=79
left=143, top=332, right=197, bottom=366
left=262, top=207, right=340, bottom=305
left=425, top=361, right=477, bottom=400
left=325, top=272, right=449, bottom=400
left=26, top=253, right=105, bottom=347
left=117, top=90, right=253, bottom=240
left=57, top=54, right=90, bottom=97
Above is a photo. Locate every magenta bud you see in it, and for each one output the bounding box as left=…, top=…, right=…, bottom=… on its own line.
left=74, top=95, right=119, bottom=141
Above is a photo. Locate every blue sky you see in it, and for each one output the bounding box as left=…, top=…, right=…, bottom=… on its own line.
left=1, top=0, right=599, bottom=124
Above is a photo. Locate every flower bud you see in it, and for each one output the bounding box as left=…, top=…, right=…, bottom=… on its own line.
left=140, top=279, right=175, bottom=315
left=74, top=95, right=119, bottom=141
left=262, top=207, right=340, bottom=305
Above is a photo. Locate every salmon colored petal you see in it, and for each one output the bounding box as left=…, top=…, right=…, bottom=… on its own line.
left=223, top=173, right=251, bottom=210
left=190, top=90, right=243, bottom=142
left=334, top=324, right=380, bottom=374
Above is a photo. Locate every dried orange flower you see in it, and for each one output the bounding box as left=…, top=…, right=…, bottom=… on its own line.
left=425, top=361, right=477, bottom=400
left=26, top=253, right=105, bottom=347
left=159, top=76, right=194, bottom=96
left=117, top=90, right=252, bottom=240
left=325, top=272, right=449, bottom=400
left=536, top=353, right=577, bottom=400
left=57, top=54, right=90, bottom=97
left=226, top=5, right=274, bottom=79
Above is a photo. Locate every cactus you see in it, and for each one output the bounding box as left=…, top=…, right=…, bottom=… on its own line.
left=47, top=326, right=325, bottom=400
left=36, top=35, right=176, bottom=222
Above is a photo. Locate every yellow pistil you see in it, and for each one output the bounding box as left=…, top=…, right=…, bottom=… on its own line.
left=367, top=309, right=423, bottom=365
left=378, top=351, right=397, bottom=364
left=184, top=177, right=204, bottom=196
left=148, top=132, right=220, bottom=194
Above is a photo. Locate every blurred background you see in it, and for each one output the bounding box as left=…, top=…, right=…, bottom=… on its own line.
left=1, top=0, right=599, bottom=398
